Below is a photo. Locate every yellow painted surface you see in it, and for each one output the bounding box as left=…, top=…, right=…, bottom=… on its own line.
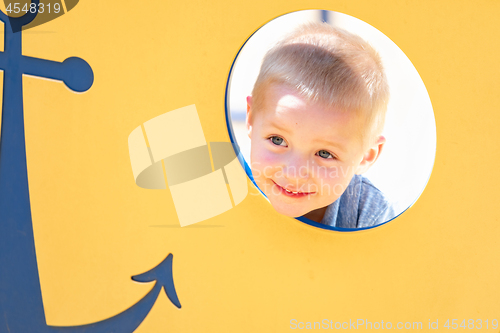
left=225, top=157, right=249, bottom=205
left=18, top=0, right=500, bottom=331
left=143, top=105, right=206, bottom=162
left=170, top=169, right=233, bottom=226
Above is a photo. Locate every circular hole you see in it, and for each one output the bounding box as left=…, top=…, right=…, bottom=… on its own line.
left=226, top=10, right=436, bottom=231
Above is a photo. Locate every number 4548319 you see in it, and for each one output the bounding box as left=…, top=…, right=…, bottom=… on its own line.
left=6, top=2, right=61, bottom=14
left=444, top=319, right=498, bottom=329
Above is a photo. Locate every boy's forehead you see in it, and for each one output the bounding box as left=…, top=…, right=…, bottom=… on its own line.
left=261, top=84, right=312, bottom=112
left=271, top=89, right=307, bottom=116
left=261, top=84, right=354, bottom=124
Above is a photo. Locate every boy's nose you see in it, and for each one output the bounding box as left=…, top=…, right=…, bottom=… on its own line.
left=282, top=155, right=310, bottom=182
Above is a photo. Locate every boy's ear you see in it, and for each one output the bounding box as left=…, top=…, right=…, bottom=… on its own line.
left=355, top=135, right=386, bottom=174
left=246, top=95, right=253, bottom=138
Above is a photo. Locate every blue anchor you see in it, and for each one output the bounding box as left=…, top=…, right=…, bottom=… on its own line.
left=0, top=3, right=180, bottom=332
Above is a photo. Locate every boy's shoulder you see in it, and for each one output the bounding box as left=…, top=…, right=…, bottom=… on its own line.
left=320, top=174, right=395, bottom=229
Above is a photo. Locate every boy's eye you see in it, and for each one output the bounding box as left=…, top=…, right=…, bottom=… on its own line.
left=317, top=150, right=333, bottom=159
left=270, top=136, right=287, bottom=147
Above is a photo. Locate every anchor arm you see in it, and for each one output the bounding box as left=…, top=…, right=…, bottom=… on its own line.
left=47, top=282, right=163, bottom=333
left=20, top=55, right=94, bottom=92
left=46, top=254, right=181, bottom=332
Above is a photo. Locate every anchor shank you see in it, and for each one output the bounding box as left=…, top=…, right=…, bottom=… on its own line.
left=0, top=28, right=49, bottom=331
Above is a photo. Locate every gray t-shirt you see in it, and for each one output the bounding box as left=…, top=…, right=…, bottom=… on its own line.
left=320, top=174, right=394, bottom=229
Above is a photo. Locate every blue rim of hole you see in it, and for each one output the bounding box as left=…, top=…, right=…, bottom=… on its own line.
left=223, top=13, right=412, bottom=232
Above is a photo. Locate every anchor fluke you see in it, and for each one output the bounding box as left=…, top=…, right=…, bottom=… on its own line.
left=132, top=253, right=182, bottom=309
left=47, top=254, right=181, bottom=332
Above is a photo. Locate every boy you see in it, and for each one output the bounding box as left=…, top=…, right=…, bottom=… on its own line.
left=246, top=22, right=394, bottom=228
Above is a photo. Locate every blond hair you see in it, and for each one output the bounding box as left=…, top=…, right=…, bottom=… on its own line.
left=252, top=22, right=390, bottom=144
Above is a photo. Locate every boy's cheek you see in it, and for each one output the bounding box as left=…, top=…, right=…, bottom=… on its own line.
left=250, top=154, right=278, bottom=180
left=311, top=165, right=337, bottom=179
left=315, top=175, right=351, bottom=198
left=252, top=150, right=281, bottom=170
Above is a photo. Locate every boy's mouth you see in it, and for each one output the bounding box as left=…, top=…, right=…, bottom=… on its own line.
left=271, top=180, right=314, bottom=198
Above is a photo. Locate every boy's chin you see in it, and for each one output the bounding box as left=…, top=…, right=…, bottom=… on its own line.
left=269, top=200, right=328, bottom=222
left=269, top=202, right=309, bottom=218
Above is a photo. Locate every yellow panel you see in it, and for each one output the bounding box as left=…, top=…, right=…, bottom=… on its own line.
left=163, top=145, right=212, bottom=186
left=10, top=0, right=500, bottom=331
left=128, top=126, right=152, bottom=181
left=143, top=105, right=207, bottom=162
left=169, top=169, right=232, bottom=227
left=224, top=157, right=249, bottom=205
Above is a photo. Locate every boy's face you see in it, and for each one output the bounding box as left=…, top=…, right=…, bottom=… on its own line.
left=247, top=83, right=384, bottom=222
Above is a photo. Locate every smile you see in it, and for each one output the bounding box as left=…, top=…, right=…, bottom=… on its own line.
left=271, top=180, right=315, bottom=198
